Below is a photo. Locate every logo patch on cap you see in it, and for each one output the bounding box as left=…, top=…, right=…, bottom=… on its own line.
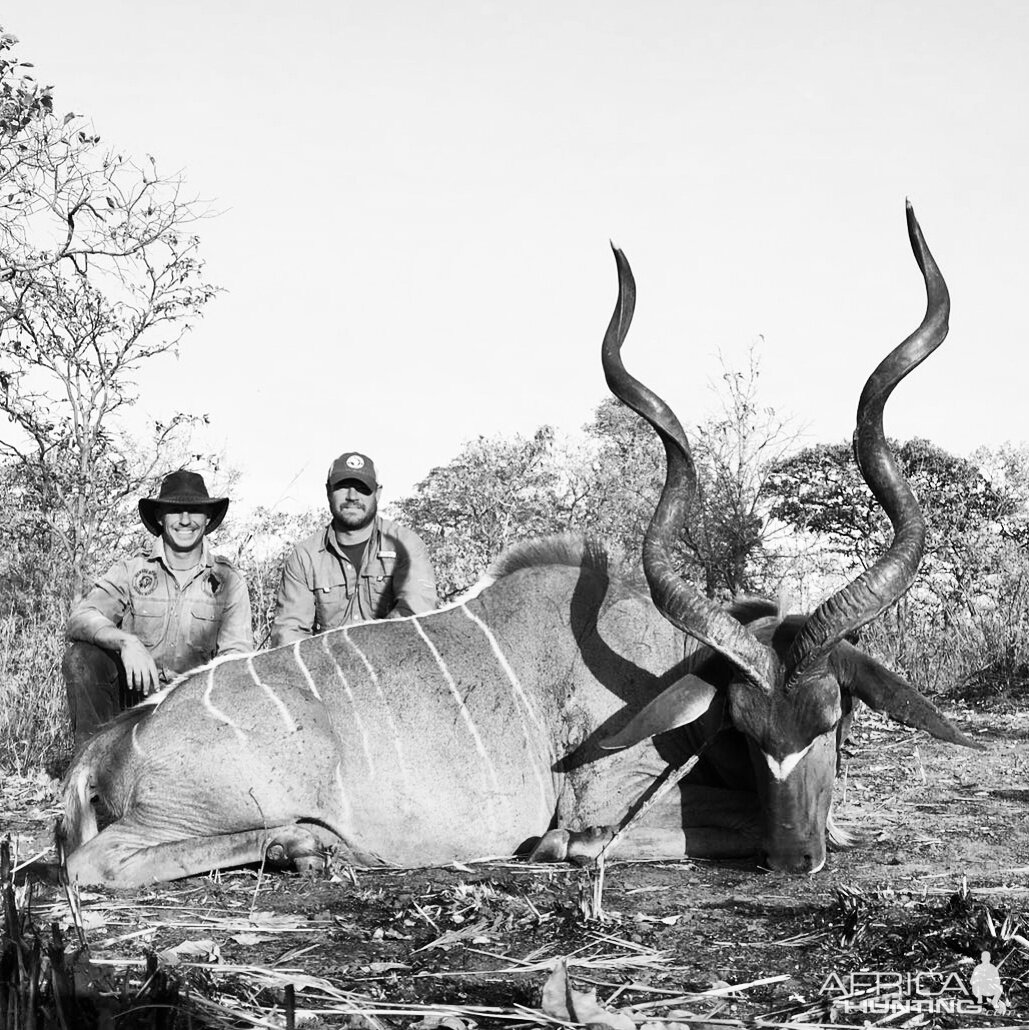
left=346, top=455, right=365, bottom=469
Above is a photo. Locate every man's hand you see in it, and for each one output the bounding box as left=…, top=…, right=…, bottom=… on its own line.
left=118, top=636, right=160, bottom=694
left=86, top=625, right=162, bottom=696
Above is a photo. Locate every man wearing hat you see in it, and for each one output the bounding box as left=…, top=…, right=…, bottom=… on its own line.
left=63, top=470, right=253, bottom=744
left=271, top=452, right=437, bottom=646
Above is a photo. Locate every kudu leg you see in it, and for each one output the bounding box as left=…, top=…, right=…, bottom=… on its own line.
left=536, top=777, right=763, bottom=864
left=65, top=823, right=329, bottom=887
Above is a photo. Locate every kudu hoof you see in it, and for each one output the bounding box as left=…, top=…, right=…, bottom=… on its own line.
left=292, top=853, right=328, bottom=877
left=528, top=826, right=615, bottom=866
left=264, top=828, right=327, bottom=877
left=565, top=825, right=616, bottom=865
left=528, top=829, right=570, bottom=863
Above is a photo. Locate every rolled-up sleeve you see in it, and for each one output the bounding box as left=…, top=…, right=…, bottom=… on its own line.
left=270, top=549, right=316, bottom=647
left=391, top=530, right=438, bottom=618
left=215, top=571, right=255, bottom=655
left=65, top=561, right=133, bottom=644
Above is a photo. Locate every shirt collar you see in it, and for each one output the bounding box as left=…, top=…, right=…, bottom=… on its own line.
left=324, top=519, right=380, bottom=560
left=147, top=535, right=213, bottom=570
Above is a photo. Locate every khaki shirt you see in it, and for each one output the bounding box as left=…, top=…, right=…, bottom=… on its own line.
left=271, top=516, right=437, bottom=646
left=66, top=538, right=253, bottom=682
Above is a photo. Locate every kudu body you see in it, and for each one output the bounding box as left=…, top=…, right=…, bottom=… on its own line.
left=61, top=545, right=761, bottom=885
left=59, top=204, right=973, bottom=886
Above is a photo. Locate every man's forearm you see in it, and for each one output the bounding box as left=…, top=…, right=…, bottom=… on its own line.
left=66, top=607, right=120, bottom=645
left=91, top=625, right=137, bottom=653
left=397, top=566, right=438, bottom=617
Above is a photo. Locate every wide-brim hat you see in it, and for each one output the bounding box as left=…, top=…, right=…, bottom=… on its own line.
left=138, top=470, right=230, bottom=536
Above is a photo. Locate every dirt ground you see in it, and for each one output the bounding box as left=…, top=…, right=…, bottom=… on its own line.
left=3, top=702, right=1029, bottom=1027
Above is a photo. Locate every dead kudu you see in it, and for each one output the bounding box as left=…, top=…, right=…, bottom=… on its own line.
left=57, top=204, right=974, bottom=886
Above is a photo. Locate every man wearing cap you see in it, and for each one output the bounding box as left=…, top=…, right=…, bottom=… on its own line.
left=271, top=452, right=437, bottom=646
left=63, top=470, right=253, bottom=744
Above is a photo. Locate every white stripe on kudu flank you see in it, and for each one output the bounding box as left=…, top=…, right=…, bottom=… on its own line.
left=204, top=667, right=247, bottom=744
left=292, top=643, right=322, bottom=700
left=459, top=603, right=552, bottom=818
left=412, top=617, right=502, bottom=799
left=342, top=629, right=409, bottom=778
left=459, top=605, right=549, bottom=741
left=334, top=760, right=353, bottom=828
left=247, top=656, right=298, bottom=733
left=320, top=634, right=375, bottom=777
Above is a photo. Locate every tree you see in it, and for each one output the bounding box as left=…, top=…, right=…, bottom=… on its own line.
left=575, top=344, right=798, bottom=598
left=392, top=346, right=797, bottom=603
left=765, top=437, right=1027, bottom=599
left=971, top=441, right=1029, bottom=535
left=568, top=396, right=664, bottom=582
left=389, top=427, right=574, bottom=601
left=218, top=506, right=324, bottom=646
left=765, top=437, right=1029, bottom=696
left=0, top=30, right=218, bottom=601
left=682, top=346, right=798, bottom=596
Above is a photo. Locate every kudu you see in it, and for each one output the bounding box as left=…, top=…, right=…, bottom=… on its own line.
left=58, top=203, right=973, bottom=886
left=580, top=200, right=979, bottom=872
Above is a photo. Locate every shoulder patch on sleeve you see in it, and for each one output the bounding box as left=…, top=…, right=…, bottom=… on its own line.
left=211, top=555, right=246, bottom=585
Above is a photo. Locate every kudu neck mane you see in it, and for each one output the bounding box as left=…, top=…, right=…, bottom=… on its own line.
left=487, top=534, right=611, bottom=583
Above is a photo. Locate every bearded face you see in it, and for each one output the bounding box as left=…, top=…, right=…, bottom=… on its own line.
left=328, top=480, right=378, bottom=532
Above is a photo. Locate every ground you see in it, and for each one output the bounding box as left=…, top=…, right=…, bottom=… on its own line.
left=3, top=703, right=1029, bottom=1028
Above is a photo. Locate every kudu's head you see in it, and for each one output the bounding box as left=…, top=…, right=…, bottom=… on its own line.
left=601, top=203, right=978, bottom=873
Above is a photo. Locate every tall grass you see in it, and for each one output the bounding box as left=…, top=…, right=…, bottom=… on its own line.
left=0, top=610, right=70, bottom=776
left=857, top=577, right=1029, bottom=704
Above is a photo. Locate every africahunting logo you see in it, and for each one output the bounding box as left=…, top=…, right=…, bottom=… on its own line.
left=820, top=953, right=1009, bottom=1016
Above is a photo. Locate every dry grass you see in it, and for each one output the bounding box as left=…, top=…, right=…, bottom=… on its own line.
left=0, top=610, right=71, bottom=776
left=1, top=851, right=796, bottom=1030
left=6, top=854, right=1029, bottom=1030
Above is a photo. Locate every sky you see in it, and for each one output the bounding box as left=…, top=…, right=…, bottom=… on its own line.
left=5, top=1, right=1029, bottom=516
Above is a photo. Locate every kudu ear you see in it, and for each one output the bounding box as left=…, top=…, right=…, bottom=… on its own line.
left=830, top=641, right=981, bottom=750
left=600, top=674, right=719, bottom=750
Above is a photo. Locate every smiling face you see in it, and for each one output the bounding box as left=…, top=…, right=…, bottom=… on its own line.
left=157, top=507, right=210, bottom=558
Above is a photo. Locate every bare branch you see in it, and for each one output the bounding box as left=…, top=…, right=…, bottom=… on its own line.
left=0, top=31, right=219, bottom=596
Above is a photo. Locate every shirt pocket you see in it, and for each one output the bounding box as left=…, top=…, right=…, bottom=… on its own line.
left=314, top=583, right=350, bottom=632
left=364, top=556, right=396, bottom=618
left=129, top=605, right=167, bottom=649
left=190, top=602, right=222, bottom=657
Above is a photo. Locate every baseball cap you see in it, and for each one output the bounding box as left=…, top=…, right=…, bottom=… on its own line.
left=326, top=452, right=378, bottom=491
